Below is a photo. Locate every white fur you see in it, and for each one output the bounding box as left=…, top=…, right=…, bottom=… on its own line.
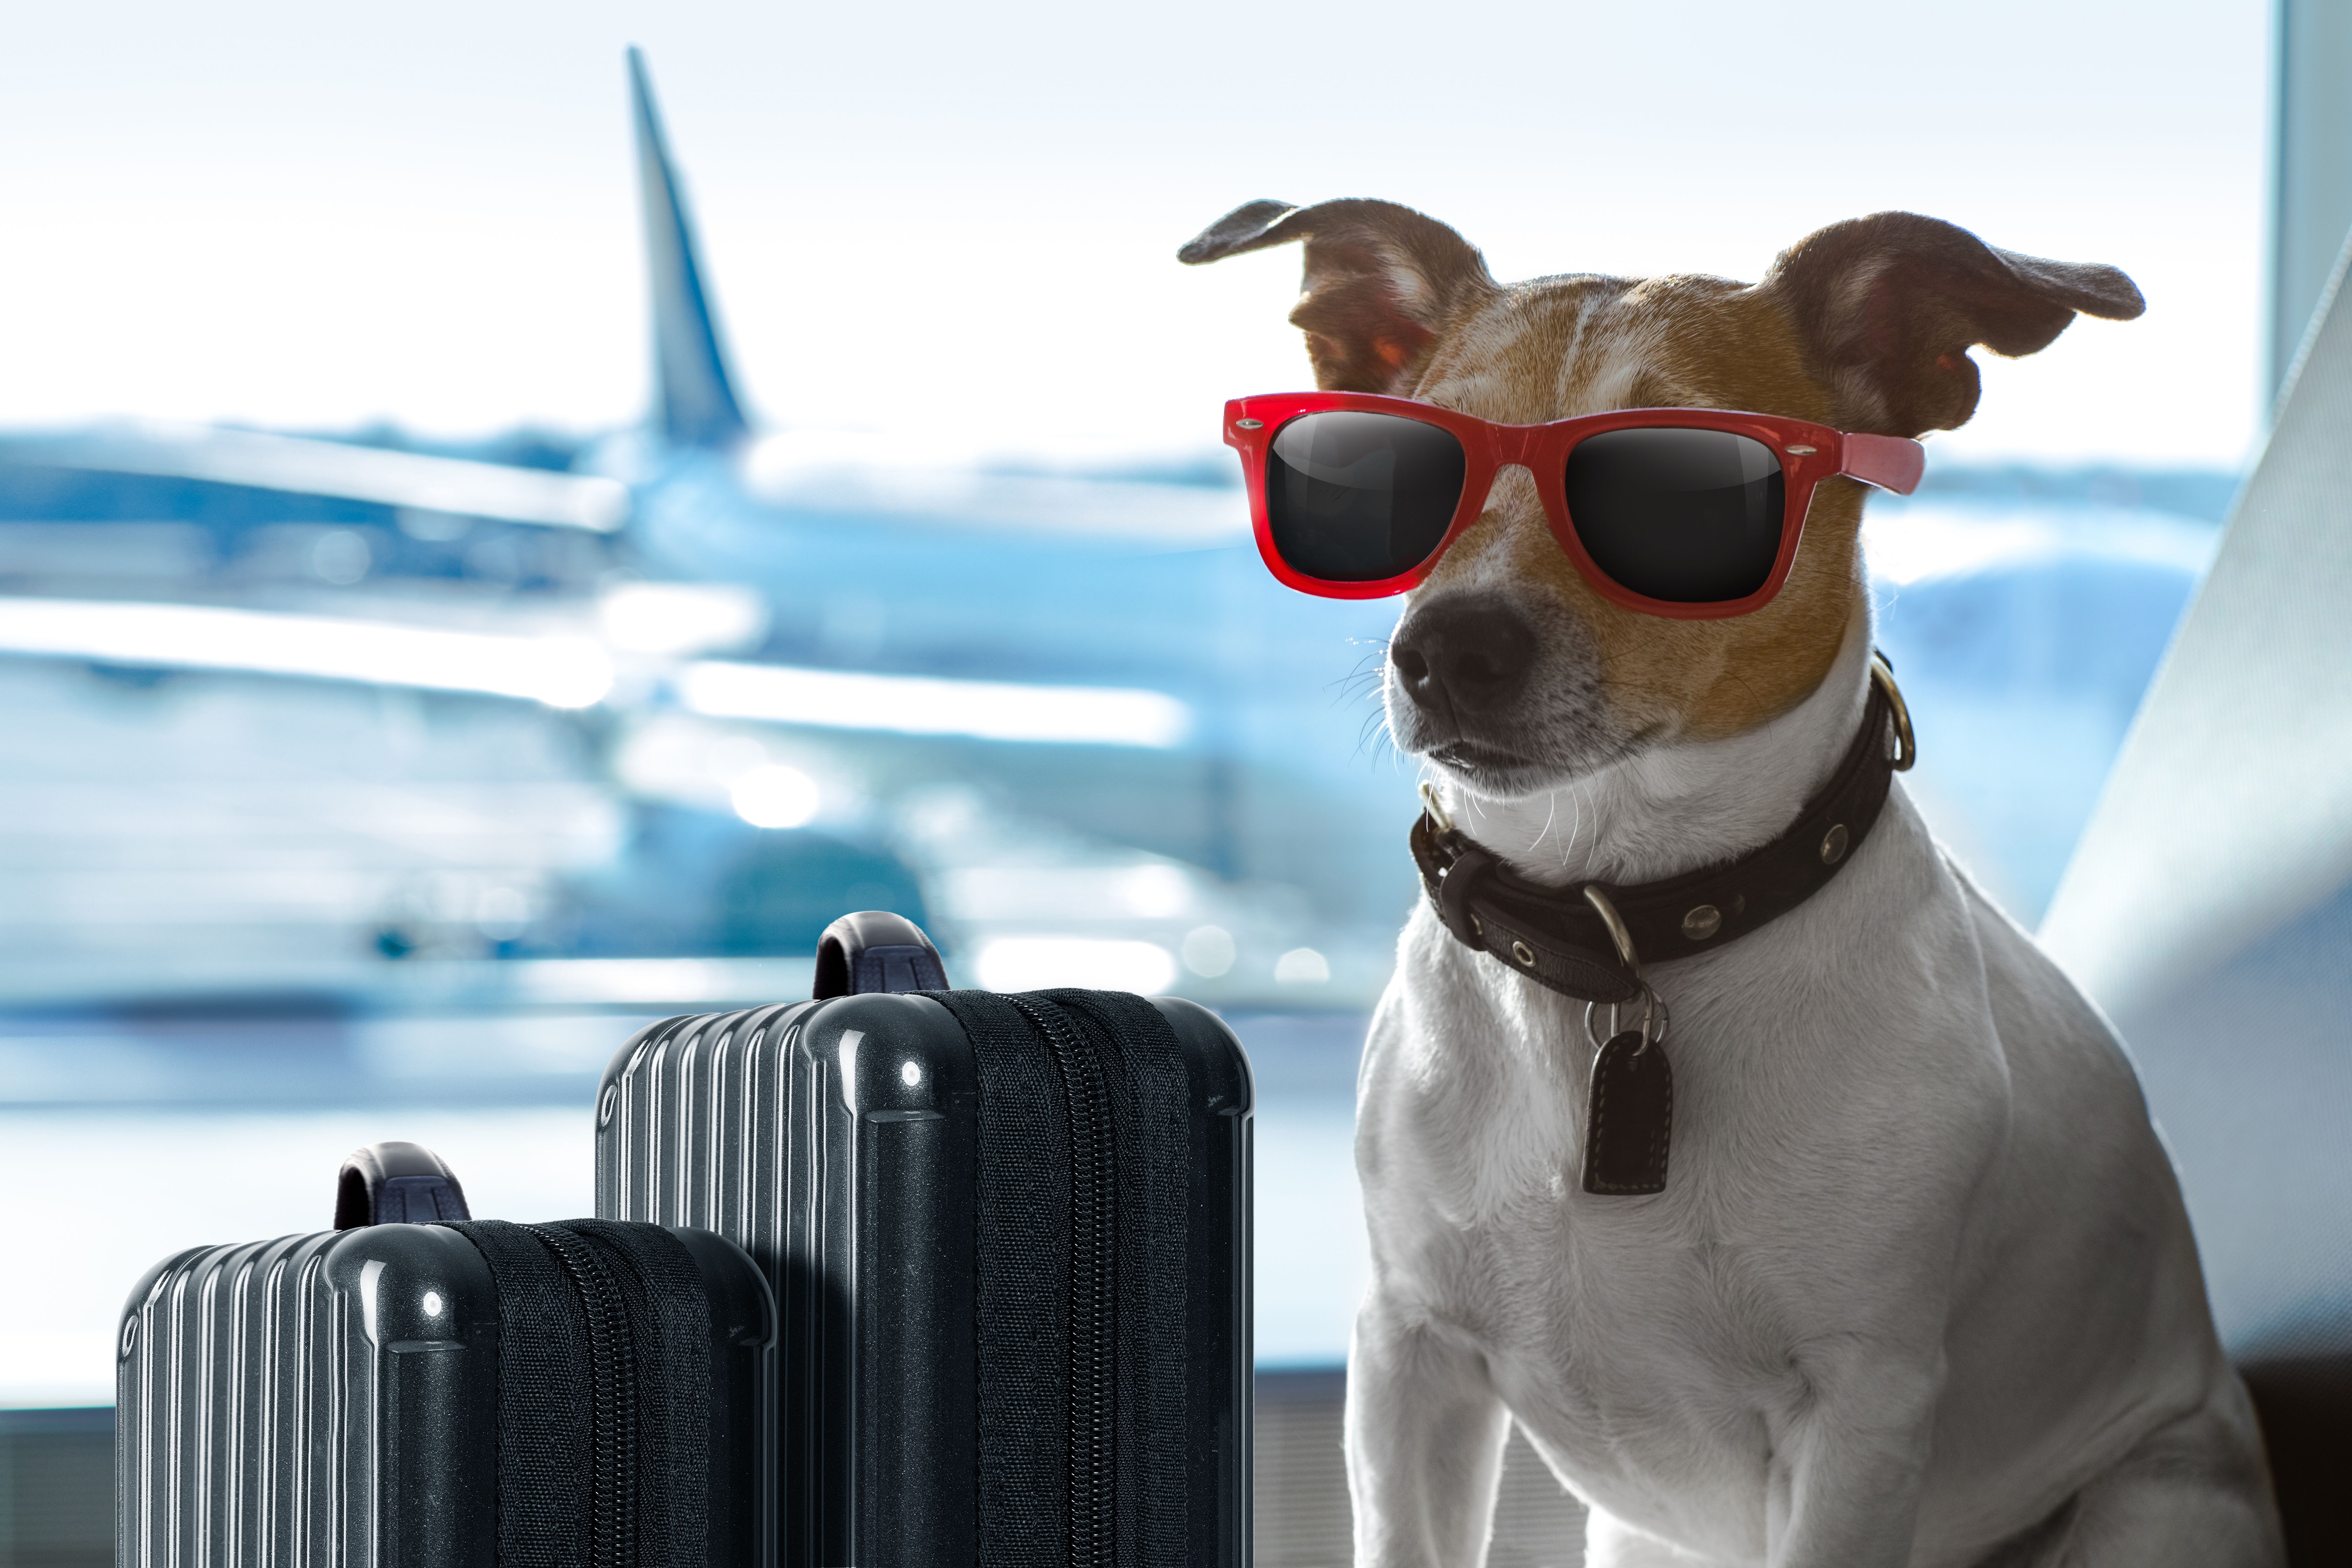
left=1348, top=617, right=2284, bottom=1567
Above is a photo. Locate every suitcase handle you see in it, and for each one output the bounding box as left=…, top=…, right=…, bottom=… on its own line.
left=813, top=910, right=949, bottom=997
left=334, top=1141, right=473, bottom=1229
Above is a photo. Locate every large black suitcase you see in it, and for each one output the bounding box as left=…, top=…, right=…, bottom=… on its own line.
left=116, top=1141, right=773, bottom=1567
left=594, top=911, right=1254, bottom=1568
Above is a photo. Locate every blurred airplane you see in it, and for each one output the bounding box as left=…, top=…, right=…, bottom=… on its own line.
left=0, top=50, right=2225, bottom=1020
left=0, top=49, right=1417, bottom=1013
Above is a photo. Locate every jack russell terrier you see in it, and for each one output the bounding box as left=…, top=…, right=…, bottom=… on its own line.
left=1181, top=201, right=2282, bottom=1567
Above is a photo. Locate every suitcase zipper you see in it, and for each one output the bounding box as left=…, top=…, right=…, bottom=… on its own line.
left=1010, top=996, right=1118, bottom=1568
left=530, top=1224, right=641, bottom=1568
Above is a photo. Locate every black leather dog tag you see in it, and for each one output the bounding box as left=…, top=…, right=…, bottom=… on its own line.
left=1581, top=1032, right=1672, bottom=1195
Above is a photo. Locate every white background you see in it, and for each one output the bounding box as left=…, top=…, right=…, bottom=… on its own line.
left=0, top=0, right=2271, bottom=464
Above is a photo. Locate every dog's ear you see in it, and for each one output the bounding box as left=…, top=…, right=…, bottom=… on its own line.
left=1179, top=198, right=1496, bottom=394
left=1759, top=212, right=2145, bottom=436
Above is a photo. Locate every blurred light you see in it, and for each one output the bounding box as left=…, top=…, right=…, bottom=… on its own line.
left=681, top=661, right=1190, bottom=748
left=742, top=429, right=991, bottom=506
left=598, top=581, right=769, bottom=656
left=311, top=530, right=371, bottom=585
left=475, top=886, right=532, bottom=940
left=427, top=872, right=482, bottom=923
left=608, top=717, right=867, bottom=822
left=729, top=763, right=820, bottom=828
left=939, top=865, right=1184, bottom=923
left=397, top=507, right=470, bottom=542
left=1117, top=863, right=1191, bottom=918
left=707, top=734, right=769, bottom=777
left=0, top=598, right=612, bottom=708
left=1274, top=947, right=1331, bottom=985
left=974, top=937, right=1177, bottom=994
left=482, top=957, right=808, bottom=1007
left=1861, top=504, right=2218, bottom=587
left=1181, top=925, right=1236, bottom=978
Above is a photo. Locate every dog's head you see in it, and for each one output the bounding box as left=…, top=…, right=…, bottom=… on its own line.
left=1181, top=200, right=2142, bottom=798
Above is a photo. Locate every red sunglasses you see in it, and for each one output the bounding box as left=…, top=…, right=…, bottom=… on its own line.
left=1222, top=392, right=1924, bottom=618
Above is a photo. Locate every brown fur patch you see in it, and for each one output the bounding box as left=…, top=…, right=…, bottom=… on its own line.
left=1411, top=275, right=1866, bottom=738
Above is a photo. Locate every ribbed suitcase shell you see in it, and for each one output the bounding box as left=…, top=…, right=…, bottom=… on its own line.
left=115, top=1222, right=771, bottom=1568
left=593, top=992, right=1254, bottom=1568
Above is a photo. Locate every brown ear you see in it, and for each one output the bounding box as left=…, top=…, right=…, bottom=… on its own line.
left=1179, top=198, right=1496, bottom=394
left=1759, top=212, right=2146, bottom=437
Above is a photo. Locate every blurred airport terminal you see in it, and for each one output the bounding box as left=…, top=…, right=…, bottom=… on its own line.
left=9, top=7, right=2352, bottom=1563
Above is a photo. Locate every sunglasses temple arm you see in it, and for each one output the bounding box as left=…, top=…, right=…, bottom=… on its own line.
left=1837, top=433, right=1927, bottom=496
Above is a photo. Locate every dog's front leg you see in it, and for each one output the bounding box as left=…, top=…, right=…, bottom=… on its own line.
left=1764, top=1346, right=1942, bottom=1568
left=1345, top=1291, right=1512, bottom=1568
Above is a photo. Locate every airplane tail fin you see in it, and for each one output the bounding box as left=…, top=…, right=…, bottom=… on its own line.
left=629, top=47, right=751, bottom=451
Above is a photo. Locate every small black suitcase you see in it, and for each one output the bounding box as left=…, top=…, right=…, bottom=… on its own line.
left=117, top=1141, right=773, bottom=1567
left=595, top=911, right=1254, bottom=1568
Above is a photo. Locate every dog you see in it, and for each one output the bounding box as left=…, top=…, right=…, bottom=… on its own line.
left=1181, top=201, right=2283, bottom=1566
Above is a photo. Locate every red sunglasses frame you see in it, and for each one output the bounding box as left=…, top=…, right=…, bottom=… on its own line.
left=1222, top=392, right=1925, bottom=618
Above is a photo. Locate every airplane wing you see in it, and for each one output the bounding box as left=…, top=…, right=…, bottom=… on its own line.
left=0, top=421, right=628, bottom=532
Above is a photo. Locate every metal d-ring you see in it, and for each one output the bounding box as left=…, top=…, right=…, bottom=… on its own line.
left=1581, top=884, right=1641, bottom=975
left=1583, top=985, right=1669, bottom=1052
left=1870, top=653, right=1917, bottom=772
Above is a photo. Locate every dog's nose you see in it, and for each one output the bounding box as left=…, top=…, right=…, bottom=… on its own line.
left=1390, top=598, right=1536, bottom=716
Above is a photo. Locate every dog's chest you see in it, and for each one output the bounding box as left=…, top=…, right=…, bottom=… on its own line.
left=1363, top=962, right=1841, bottom=1491
left=1400, top=1078, right=1791, bottom=1363
left=1402, top=1081, right=1812, bottom=1526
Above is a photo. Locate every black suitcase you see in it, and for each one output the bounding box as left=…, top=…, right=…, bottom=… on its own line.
left=595, top=911, right=1254, bottom=1568
left=116, top=1141, right=773, bottom=1567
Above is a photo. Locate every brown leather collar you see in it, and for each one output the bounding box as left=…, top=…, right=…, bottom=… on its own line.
left=1411, top=658, right=1914, bottom=1004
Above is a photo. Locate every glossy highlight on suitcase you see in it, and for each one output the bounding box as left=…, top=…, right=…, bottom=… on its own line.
left=594, top=912, right=1254, bottom=1568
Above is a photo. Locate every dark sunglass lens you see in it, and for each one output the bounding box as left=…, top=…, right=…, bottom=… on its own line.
left=1264, top=412, right=1466, bottom=583
left=1563, top=428, right=1786, bottom=603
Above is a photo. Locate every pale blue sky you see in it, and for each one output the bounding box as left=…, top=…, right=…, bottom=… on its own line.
left=0, top=0, right=2271, bottom=464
